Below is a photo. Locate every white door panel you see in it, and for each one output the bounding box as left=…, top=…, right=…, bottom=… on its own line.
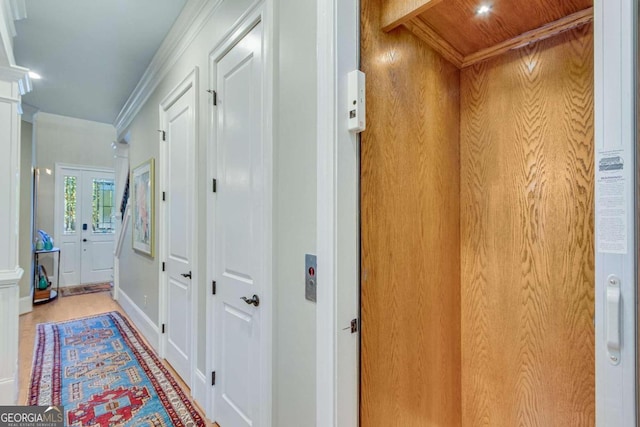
left=214, top=21, right=263, bottom=427
left=57, top=170, right=82, bottom=286
left=60, top=243, right=78, bottom=274
left=162, top=78, right=196, bottom=387
left=81, top=170, right=115, bottom=284
left=89, top=242, right=115, bottom=270
left=220, top=303, right=253, bottom=421
left=166, top=278, right=190, bottom=371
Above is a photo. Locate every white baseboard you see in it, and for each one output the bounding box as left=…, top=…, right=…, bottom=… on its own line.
left=192, top=369, right=208, bottom=415
left=19, top=295, right=32, bottom=315
left=116, top=289, right=160, bottom=353
left=0, top=377, right=17, bottom=405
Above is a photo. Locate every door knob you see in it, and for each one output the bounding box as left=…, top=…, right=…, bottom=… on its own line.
left=181, top=271, right=192, bottom=279
left=241, top=294, right=260, bottom=307
left=82, top=238, right=88, bottom=242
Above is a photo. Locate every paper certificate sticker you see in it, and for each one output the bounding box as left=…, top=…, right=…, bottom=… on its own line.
left=596, top=154, right=627, bottom=254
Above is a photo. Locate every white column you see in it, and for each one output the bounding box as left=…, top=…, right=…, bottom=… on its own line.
left=0, top=279, right=20, bottom=404
left=0, top=65, right=30, bottom=405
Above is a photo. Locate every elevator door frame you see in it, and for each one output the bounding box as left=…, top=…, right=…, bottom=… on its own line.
left=317, top=0, right=638, bottom=425
left=594, top=0, right=637, bottom=425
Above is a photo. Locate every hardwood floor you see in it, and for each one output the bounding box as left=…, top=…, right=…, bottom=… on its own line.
left=18, top=291, right=215, bottom=426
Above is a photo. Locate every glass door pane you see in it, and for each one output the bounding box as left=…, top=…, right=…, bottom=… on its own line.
left=63, top=175, right=78, bottom=233
left=92, top=178, right=115, bottom=234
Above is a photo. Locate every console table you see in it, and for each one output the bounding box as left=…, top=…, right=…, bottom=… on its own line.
left=33, top=247, right=61, bottom=305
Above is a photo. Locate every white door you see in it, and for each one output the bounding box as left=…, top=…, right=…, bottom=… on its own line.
left=161, top=78, right=196, bottom=387
left=214, top=21, right=265, bottom=427
left=56, top=166, right=115, bottom=286
left=80, top=170, right=116, bottom=284
left=57, top=168, right=82, bottom=286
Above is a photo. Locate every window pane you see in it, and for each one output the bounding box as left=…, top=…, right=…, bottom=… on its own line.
left=64, top=176, right=77, bottom=233
left=92, top=179, right=115, bottom=233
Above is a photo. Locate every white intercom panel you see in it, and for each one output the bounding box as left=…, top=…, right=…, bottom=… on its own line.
left=348, top=70, right=366, bottom=133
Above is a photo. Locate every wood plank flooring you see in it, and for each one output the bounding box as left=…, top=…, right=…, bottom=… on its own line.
left=18, top=292, right=216, bottom=426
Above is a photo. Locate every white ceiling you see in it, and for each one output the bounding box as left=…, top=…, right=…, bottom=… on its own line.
left=13, top=0, right=186, bottom=124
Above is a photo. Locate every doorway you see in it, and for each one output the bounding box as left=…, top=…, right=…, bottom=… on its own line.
left=208, top=10, right=270, bottom=426
left=54, top=164, right=116, bottom=286
left=360, top=0, right=596, bottom=425
left=158, top=68, right=198, bottom=388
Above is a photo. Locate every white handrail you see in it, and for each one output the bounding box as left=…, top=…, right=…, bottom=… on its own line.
left=115, top=204, right=130, bottom=258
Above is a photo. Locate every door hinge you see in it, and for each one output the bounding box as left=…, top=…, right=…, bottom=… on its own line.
left=212, top=280, right=216, bottom=295
left=350, top=318, right=358, bottom=334
left=162, top=324, right=166, bottom=334
left=162, top=262, right=166, bottom=272
left=211, top=371, right=216, bottom=386
left=158, top=130, right=166, bottom=141
left=162, top=191, right=166, bottom=201
left=212, top=178, right=217, bottom=193
left=207, top=89, right=217, bottom=106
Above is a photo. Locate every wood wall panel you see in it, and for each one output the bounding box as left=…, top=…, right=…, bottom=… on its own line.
left=420, top=0, right=592, bottom=56
left=360, top=0, right=462, bottom=425
left=381, top=0, right=443, bottom=32
left=460, top=24, right=595, bottom=426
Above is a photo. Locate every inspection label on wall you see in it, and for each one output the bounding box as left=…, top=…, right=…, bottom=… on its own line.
left=596, top=151, right=627, bottom=254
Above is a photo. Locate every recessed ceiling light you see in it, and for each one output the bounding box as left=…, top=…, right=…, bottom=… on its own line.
left=28, top=71, right=42, bottom=80
left=476, top=4, right=492, bottom=15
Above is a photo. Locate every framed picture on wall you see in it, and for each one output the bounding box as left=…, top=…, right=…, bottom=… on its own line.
left=132, top=158, right=155, bottom=257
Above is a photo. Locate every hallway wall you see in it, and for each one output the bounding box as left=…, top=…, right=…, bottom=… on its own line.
left=272, top=0, right=317, bottom=423
left=118, top=0, right=319, bottom=424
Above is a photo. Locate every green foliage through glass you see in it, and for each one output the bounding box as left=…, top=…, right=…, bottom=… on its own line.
left=93, top=179, right=115, bottom=233
left=64, top=176, right=77, bottom=233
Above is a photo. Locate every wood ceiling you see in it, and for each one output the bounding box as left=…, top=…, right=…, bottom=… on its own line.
left=383, top=0, right=593, bottom=68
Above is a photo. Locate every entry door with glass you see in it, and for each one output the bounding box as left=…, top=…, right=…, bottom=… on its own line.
left=56, top=166, right=116, bottom=286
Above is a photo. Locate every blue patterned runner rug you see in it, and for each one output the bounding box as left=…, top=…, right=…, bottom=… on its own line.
left=29, top=311, right=205, bottom=426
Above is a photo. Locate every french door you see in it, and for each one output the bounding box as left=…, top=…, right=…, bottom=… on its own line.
left=55, top=165, right=116, bottom=286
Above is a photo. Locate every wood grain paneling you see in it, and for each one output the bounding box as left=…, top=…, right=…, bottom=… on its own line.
left=402, top=17, right=464, bottom=68
left=460, top=24, right=595, bottom=426
left=461, top=8, right=593, bottom=68
left=403, top=9, right=593, bottom=70
left=360, top=0, right=462, bottom=424
left=381, top=0, right=444, bottom=32
left=420, top=0, right=592, bottom=56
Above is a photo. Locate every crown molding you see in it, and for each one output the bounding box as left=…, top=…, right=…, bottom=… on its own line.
left=20, top=101, right=37, bottom=122
left=8, top=0, right=27, bottom=22
left=0, top=0, right=25, bottom=65
left=35, top=111, right=114, bottom=130
left=3, top=0, right=26, bottom=38
left=0, top=0, right=15, bottom=66
left=113, top=0, right=222, bottom=136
